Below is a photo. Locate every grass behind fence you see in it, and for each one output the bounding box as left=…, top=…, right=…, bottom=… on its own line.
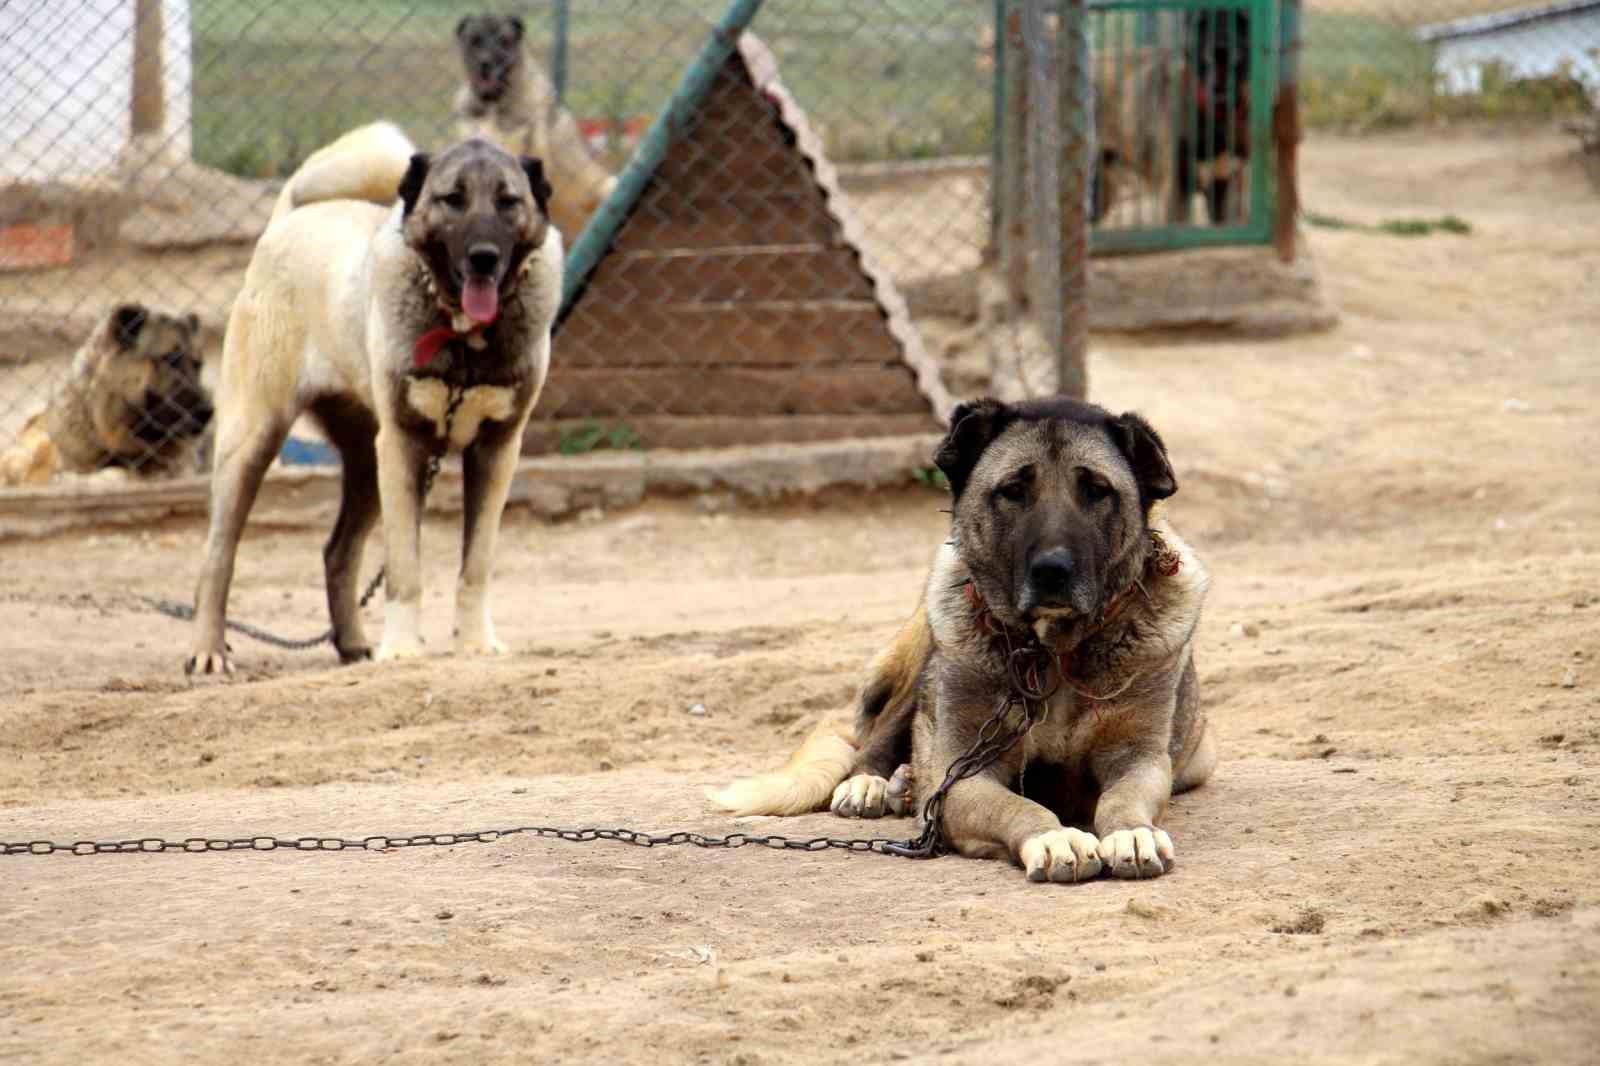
left=188, top=0, right=1591, bottom=179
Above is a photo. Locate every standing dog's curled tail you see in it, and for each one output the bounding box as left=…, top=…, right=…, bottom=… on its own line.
left=268, top=121, right=417, bottom=226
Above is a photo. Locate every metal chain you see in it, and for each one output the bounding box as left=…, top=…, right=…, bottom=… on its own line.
left=138, top=386, right=461, bottom=651
left=3, top=643, right=1061, bottom=864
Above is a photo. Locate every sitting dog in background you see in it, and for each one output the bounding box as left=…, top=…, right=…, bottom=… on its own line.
left=186, top=123, right=561, bottom=674
left=1092, top=46, right=1180, bottom=225
left=716, top=397, right=1214, bottom=884
left=0, top=304, right=212, bottom=487
left=453, top=13, right=617, bottom=244
left=1177, top=8, right=1253, bottom=225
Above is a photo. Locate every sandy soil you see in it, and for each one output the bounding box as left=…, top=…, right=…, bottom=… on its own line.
left=3, top=124, right=1599, bottom=1065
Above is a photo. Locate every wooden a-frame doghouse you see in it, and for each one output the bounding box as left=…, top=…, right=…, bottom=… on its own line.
left=529, top=7, right=950, bottom=453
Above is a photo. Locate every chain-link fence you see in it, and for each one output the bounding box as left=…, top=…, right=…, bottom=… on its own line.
left=1, top=0, right=1595, bottom=488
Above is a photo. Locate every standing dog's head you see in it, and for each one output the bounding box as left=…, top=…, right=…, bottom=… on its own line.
left=456, top=13, right=525, bottom=104
left=398, top=139, right=554, bottom=326
left=935, top=397, right=1178, bottom=645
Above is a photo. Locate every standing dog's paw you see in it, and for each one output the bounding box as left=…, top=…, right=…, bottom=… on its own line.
left=831, top=773, right=895, bottom=818
left=454, top=634, right=508, bottom=657
left=375, top=637, right=424, bottom=662
left=1019, top=828, right=1102, bottom=883
left=1096, top=826, right=1175, bottom=879
left=184, top=643, right=234, bottom=678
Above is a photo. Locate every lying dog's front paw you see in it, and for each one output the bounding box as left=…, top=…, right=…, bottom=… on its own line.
left=1019, top=828, right=1102, bottom=883
left=831, top=773, right=898, bottom=819
left=1096, top=826, right=1175, bottom=879
left=885, top=763, right=915, bottom=815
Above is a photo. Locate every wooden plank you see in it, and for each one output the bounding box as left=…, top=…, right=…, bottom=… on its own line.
left=556, top=302, right=902, bottom=367
left=536, top=367, right=932, bottom=419
left=618, top=191, right=841, bottom=250
left=522, top=413, right=938, bottom=454
left=589, top=246, right=872, bottom=304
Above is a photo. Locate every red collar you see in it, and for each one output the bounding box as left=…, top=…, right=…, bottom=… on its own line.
left=413, top=308, right=494, bottom=369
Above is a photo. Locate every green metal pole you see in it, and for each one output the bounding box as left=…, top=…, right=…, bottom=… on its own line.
left=560, top=0, right=766, bottom=315
left=552, top=0, right=570, bottom=106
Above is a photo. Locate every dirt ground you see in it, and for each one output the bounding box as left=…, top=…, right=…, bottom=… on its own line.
left=3, top=124, right=1599, bottom=1065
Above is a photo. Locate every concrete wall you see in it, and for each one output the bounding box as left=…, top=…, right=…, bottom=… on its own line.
left=0, top=0, right=193, bottom=181
left=1432, top=9, right=1600, bottom=94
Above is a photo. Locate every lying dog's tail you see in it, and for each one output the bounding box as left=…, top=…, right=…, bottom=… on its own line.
left=269, top=121, right=416, bottom=225
left=709, top=717, right=858, bottom=817
left=710, top=602, right=933, bottom=817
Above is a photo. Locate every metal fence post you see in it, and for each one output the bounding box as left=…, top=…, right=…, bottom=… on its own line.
left=1000, top=4, right=1030, bottom=316
left=1274, top=0, right=1304, bottom=262
left=1023, top=0, right=1063, bottom=399
left=1056, top=0, right=1092, bottom=401
left=131, top=0, right=166, bottom=136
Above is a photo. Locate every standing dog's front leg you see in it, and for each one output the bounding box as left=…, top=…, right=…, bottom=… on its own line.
left=1091, top=738, right=1177, bottom=879
left=454, top=414, right=528, bottom=655
left=374, top=423, right=430, bottom=661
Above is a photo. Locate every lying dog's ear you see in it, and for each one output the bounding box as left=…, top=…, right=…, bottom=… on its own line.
left=521, top=156, right=553, bottom=216
left=934, top=398, right=1010, bottom=500
left=507, top=14, right=524, bottom=43
left=109, top=304, right=148, bottom=349
left=183, top=312, right=201, bottom=337
left=1109, top=411, right=1177, bottom=508
left=455, top=16, right=472, bottom=41
left=398, top=153, right=431, bottom=218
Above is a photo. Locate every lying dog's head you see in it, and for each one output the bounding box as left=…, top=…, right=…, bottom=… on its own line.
left=456, top=13, right=524, bottom=103
left=935, top=396, right=1177, bottom=645
left=89, top=303, right=213, bottom=465
left=398, top=139, right=553, bottom=326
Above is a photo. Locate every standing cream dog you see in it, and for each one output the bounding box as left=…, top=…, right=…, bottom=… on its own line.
left=186, top=123, right=562, bottom=674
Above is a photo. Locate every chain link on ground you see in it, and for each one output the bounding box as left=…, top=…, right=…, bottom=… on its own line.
left=3, top=630, right=1060, bottom=864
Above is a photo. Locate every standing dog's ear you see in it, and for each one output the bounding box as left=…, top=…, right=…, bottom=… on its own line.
left=1109, top=411, right=1177, bottom=509
left=398, top=153, right=431, bottom=217
left=109, top=304, right=149, bottom=349
left=521, top=156, right=553, bottom=216
left=934, top=398, right=1011, bottom=500
left=507, top=14, right=525, bottom=42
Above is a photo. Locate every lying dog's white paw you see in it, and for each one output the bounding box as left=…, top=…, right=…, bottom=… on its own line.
left=831, top=774, right=897, bottom=819
left=1020, top=828, right=1102, bottom=883
left=1096, top=826, right=1175, bottom=879
left=375, top=637, right=424, bottom=662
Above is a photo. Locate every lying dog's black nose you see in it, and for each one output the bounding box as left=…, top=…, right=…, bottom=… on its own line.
left=1028, top=549, right=1075, bottom=602
left=467, top=244, right=501, bottom=276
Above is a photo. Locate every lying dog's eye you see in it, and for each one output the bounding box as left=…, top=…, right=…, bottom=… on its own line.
left=496, top=196, right=522, bottom=212
left=1080, top=475, right=1115, bottom=504
left=994, top=480, right=1028, bottom=504
left=437, top=191, right=467, bottom=210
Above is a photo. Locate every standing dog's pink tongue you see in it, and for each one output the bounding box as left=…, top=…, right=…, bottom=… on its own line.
left=462, top=277, right=499, bottom=325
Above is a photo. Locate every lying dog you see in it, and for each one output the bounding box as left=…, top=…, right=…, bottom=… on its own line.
left=186, top=124, right=561, bottom=674
left=453, top=13, right=616, bottom=245
left=0, top=304, right=211, bottom=487
left=717, top=397, right=1214, bottom=883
